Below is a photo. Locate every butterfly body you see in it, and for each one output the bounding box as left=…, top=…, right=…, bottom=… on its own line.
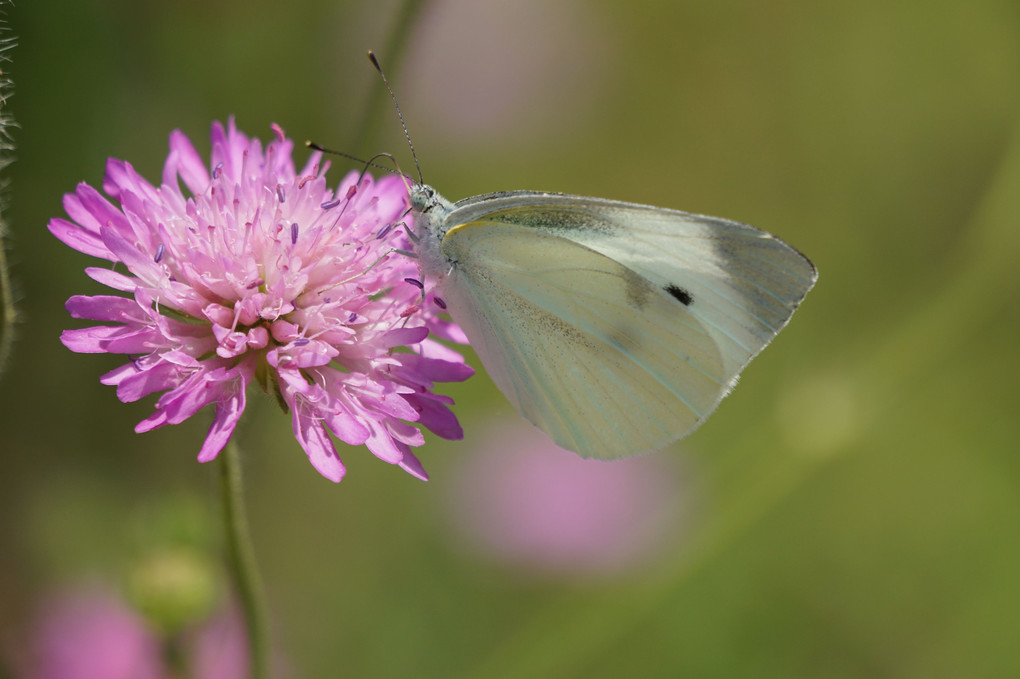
left=409, top=184, right=817, bottom=459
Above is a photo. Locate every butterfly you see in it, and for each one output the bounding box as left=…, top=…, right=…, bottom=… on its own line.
left=331, top=51, right=818, bottom=459
left=408, top=185, right=817, bottom=459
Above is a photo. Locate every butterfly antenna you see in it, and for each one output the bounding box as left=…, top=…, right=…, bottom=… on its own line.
left=368, top=50, right=423, bottom=185
left=305, top=141, right=409, bottom=178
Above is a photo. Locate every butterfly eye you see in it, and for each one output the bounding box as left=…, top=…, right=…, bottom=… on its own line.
left=410, top=185, right=438, bottom=212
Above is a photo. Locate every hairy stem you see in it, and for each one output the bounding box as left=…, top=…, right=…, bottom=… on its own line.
left=221, top=439, right=270, bottom=679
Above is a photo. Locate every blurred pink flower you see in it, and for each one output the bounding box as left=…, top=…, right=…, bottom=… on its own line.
left=448, top=422, right=686, bottom=577
left=51, top=119, right=472, bottom=482
left=18, top=588, right=254, bottom=679
left=22, top=588, right=163, bottom=679
left=187, top=607, right=250, bottom=679
left=401, top=0, right=610, bottom=145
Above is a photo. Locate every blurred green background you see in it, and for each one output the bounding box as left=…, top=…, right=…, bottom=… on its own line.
left=3, top=0, right=1019, bottom=676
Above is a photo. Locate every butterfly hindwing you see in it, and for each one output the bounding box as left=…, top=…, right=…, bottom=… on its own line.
left=438, top=220, right=728, bottom=458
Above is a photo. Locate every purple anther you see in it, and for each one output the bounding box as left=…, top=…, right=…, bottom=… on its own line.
left=291, top=222, right=299, bottom=244
left=347, top=312, right=358, bottom=323
left=434, top=296, right=447, bottom=309
left=320, top=198, right=342, bottom=210
left=212, top=162, right=223, bottom=179
left=376, top=223, right=393, bottom=239
left=154, top=243, right=165, bottom=263
left=293, top=338, right=310, bottom=346
left=277, top=185, right=286, bottom=203
left=404, top=277, right=424, bottom=290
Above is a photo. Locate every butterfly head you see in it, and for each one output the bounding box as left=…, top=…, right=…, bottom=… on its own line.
left=409, top=183, right=440, bottom=214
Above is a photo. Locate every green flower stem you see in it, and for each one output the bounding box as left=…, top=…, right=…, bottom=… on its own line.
left=220, top=439, right=270, bottom=679
left=350, top=0, right=429, bottom=156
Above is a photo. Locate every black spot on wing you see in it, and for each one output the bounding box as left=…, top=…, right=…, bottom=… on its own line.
left=665, top=284, right=693, bottom=306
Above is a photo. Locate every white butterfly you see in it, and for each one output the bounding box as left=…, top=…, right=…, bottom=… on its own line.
left=409, top=185, right=817, bottom=459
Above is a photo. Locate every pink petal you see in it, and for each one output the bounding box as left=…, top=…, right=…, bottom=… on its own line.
left=298, top=148, right=324, bottom=178
left=197, top=385, right=246, bottom=462
left=166, top=129, right=210, bottom=194
left=427, top=316, right=470, bottom=344
left=114, top=362, right=182, bottom=402
left=385, top=418, right=426, bottom=447
left=398, top=448, right=430, bottom=482
left=48, top=217, right=115, bottom=260
left=209, top=121, right=234, bottom=179
left=100, top=362, right=139, bottom=386
left=407, top=395, right=464, bottom=440
left=99, top=225, right=160, bottom=283
left=354, top=387, right=420, bottom=420
left=61, top=187, right=104, bottom=233
left=421, top=336, right=470, bottom=363
left=322, top=405, right=372, bottom=446
left=378, top=326, right=429, bottom=348
left=101, top=327, right=164, bottom=354
left=292, top=410, right=346, bottom=482
left=61, top=326, right=129, bottom=353
left=403, top=354, right=475, bottom=383
left=85, top=267, right=137, bottom=292
left=154, top=371, right=225, bottom=425
left=66, top=294, right=144, bottom=322
left=363, top=418, right=405, bottom=464
left=284, top=340, right=337, bottom=368
left=104, top=158, right=160, bottom=204
left=75, top=183, right=132, bottom=235
left=135, top=409, right=169, bottom=433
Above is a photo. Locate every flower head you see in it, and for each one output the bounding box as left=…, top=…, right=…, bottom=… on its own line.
left=51, top=119, right=472, bottom=482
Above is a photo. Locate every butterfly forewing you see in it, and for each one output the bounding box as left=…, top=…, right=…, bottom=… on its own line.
left=445, top=192, right=817, bottom=379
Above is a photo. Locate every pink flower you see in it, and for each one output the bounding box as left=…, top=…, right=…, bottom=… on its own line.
left=21, top=588, right=164, bottom=679
left=51, top=119, right=472, bottom=482
left=16, top=588, right=257, bottom=679
left=448, top=421, right=686, bottom=577
left=186, top=607, right=251, bottom=679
